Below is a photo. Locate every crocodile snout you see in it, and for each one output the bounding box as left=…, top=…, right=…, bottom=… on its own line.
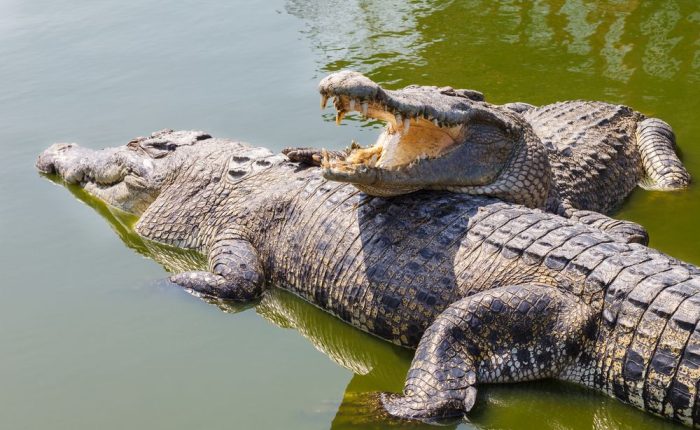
left=35, top=143, right=98, bottom=184
left=36, top=143, right=76, bottom=174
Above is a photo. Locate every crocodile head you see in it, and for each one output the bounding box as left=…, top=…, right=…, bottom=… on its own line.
left=36, top=129, right=250, bottom=215
left=319, top=71, right=549, bottom=207
left=36, top=129, right=215, bottom=215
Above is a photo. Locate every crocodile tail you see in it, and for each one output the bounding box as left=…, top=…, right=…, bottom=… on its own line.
left=588, top=248, right=700, bottom=427
left=636, top=118, right=690, bottom=190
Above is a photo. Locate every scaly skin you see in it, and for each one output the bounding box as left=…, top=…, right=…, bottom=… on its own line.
left=287, top=71, right=691, bottom=244
left=37, top=130, right=700, bottom=427
left=521, top=100, right=691, bottom=215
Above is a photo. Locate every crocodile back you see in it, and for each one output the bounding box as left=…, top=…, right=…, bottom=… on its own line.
left=524, top=101, right=645, bottom=214
left=253, top=168, right=614, bottom=346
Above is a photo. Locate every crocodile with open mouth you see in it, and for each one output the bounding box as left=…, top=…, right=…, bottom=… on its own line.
left=285, top=71, right=690, bottom=244
left=37, top=130, right=700, bottom=427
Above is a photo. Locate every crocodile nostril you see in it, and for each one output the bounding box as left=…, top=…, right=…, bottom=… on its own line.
left=232, top=156, right=250, bottom=163
left=228, top=169, right=246, bottom=178
left=255, top=160, right=271, bottom=167
left=36, top=158, right=56, bottom=174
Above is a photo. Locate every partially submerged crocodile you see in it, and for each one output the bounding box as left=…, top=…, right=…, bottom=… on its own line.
left=41, top=183, right=636, bottom=429
left=37, top=130, right=700, bottom=427
left=286, top=71, right=690, bottom=244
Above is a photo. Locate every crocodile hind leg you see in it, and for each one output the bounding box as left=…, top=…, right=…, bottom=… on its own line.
left=381, top=284, right=595, bottom=420
left=170, top=229, right=265, bottom=301
left=636, top=118, right=690, bottom=190
left=564, top=207, right=649, bottom=245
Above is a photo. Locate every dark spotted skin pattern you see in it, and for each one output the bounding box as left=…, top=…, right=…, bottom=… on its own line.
left=39, top=134, right=700, bottom=427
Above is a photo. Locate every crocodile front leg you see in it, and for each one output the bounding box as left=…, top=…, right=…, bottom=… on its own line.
left=170, top=230, right=264, bottom=301
left=381, top=284, right=595, bottom=420
left=282, top=147, right=347, bottom=165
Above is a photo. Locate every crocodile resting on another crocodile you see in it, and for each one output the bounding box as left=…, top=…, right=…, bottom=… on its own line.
left=37, top=130, right=700, bottom=427
left=286, top=71, right=690, bottom=244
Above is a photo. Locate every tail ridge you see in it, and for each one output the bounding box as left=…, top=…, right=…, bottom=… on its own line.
left=636, top=118, right=690, bottom=190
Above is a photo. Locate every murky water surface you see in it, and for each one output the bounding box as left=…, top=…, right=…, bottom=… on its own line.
left=2, top=1, right=700, bottom=428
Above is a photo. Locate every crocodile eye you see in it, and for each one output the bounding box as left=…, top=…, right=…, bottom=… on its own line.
left=146, top=141, right=176, bottom=151
left=140, top=140, right=178, bottom=158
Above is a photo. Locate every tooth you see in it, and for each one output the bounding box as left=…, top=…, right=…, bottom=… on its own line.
left=336, top=110, right=346, bottom=125
left=403, top=117, right=410, bottom=133
left=395, top=113, right=402, bottom=127
left=320, top=94, right=329, bottom=109
left=433, top=118, right=440, bottom=127
left=349, top=99, right=356, bottom=111
left=368, top=153, right=379, bottom=167
left=321, top=149, right=330, bottom=168
left=361, top=101, right=368, bottom=116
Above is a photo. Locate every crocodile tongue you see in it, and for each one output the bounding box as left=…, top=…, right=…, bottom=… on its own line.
left=320, top=87, right=464, bottom=175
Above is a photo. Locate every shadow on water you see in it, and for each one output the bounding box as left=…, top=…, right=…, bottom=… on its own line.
left=43, top=172, right=685, bottom=429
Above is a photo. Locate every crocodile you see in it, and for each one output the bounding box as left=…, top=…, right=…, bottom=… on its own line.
left=37, top=130, right=700, bottom=427
left=285, top=71, right=690, bottom=244
left=29, top=181, right=659, bottom=429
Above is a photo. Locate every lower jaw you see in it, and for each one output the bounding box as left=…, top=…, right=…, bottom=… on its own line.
left=352, top=183, right=421, bottom=197
left=322, top=150, right=419, bottom=197
left=83, top=181, right=144, bottom=214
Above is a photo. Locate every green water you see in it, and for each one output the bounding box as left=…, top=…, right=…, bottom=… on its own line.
left=2, top=1, right=700, bottom=428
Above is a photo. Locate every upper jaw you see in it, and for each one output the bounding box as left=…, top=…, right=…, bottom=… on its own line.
left=37, top=143, right=149, bottom=187
left=37, top=143, right=114, bottom=184
left=317, top=71, right=524, bottom=196
left=36, top=143, right=157, bottom=214
left=319, top=70, right=485, bottom=130
left=318, top=70, right=485, bottom=180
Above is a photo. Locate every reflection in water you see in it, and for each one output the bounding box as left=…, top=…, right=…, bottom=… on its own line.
left=256, top=289, right=411, bottom=382
left=526, top=0, right=555, bottom=47
left=285, top=0, right=454, bottom=79
left=640, top=1, right=682, bottom=79
left=56, top=176, right=208, bottom=274
left=600, top=3, right=636, bottom=83
left=57, top=177, right=256, bottom=314
left=254, top=289, right=446, bottom=429
left=560, top=0, right=599, bottom=56
left=288, top=0, right=700, bottom=86
left=54, top=174, right=685, bottom=429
